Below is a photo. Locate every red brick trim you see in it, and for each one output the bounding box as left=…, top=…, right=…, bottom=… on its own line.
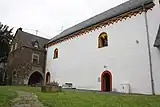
left=47, top=3, right=154, bottom=48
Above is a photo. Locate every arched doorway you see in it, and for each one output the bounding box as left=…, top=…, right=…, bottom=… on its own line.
left=101, top=71, right=112, bottom=92
left=28, top=71, right=43, bottom=85
left=46, top=72, right=51, bottom=84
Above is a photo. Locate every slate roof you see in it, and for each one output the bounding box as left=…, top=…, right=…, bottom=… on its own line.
left=154, top=25, right=160, bottom=47
left=48, top=0, right=153, bottom=44
left=17, top=29, right=49, bottom=50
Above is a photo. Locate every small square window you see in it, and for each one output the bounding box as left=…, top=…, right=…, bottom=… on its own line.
left=32, top=53, right=39, bottom=64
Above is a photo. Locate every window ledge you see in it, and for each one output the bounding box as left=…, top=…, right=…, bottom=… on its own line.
left=98, top=46, right=108, bottom=48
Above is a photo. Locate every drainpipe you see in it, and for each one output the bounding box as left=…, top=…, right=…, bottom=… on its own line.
left=43, top=47, right=48, bottom=86
left=143, top=5, right=155, bottom=95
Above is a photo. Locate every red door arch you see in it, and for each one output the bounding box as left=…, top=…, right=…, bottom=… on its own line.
left=101, top=70, right=112, bottom=92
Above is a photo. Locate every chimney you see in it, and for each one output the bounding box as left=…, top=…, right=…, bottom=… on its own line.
left=18, top=27, right=22, bottom=31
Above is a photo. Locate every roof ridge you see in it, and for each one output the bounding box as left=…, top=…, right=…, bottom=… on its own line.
left=22, top=31, right=49, bottom=40
left=48, top=0, right=153, bottom=44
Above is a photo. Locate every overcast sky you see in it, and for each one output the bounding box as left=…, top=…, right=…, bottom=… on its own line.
left=0, top=0, right=127, bottom=39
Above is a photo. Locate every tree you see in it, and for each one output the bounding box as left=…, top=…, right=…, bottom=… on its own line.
left=0, top=23, right=14, bottom=85
left=0, top=24, right=13, bottom=63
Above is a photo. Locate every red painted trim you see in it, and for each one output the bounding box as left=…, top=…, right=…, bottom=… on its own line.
left=101, top=70, right=112, bottom=92
left=46, top=4, right=155, bottom=48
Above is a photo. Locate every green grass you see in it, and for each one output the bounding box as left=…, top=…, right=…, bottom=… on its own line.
left=0, top=86, right=160, bottom=107
left=37, top=91, right=160, bottom=107
left=0, top=86, right=16, bottom=107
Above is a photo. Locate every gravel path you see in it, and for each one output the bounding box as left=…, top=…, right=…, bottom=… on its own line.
left=10, top=91, right=46, bottom=107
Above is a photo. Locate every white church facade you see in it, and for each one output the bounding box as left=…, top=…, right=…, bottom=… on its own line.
left=45, top=0, right=160, bottom=95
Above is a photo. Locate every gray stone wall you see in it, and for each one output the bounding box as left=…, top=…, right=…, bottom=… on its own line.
left=7, top=35, right=46, bottom=85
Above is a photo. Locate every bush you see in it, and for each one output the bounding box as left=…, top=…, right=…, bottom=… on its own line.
left=42, top=81, right=62, bottom=93
left=46, top=81, right=59, bottom=87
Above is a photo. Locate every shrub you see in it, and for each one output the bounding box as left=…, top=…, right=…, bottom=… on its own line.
left=42, top=81, right=62, bottom=93
left=46, top=81, right=59, bottom=87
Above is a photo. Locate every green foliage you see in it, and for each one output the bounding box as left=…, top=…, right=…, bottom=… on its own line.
left=46, top=81, right=59, bottom=87
left=0, top=23, right=13, bottom=63
left=0, top=23, right=13, bottom=85
left=0, top=86, right=16, bottom=107
left=37, top=91, right=160, bottom=107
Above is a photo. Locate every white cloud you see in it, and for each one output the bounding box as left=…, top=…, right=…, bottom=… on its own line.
left=0, top=0, right=127, bottom=39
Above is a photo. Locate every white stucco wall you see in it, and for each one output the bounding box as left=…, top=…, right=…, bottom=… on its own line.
left=46, top=2, right=160, bottom=94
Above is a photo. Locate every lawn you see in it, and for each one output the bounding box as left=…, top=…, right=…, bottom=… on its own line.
left=0, top=86, right=16, bottom=107
left=0, top=86, right=160, bottom=107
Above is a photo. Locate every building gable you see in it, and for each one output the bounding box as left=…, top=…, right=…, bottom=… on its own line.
left=12, top=28, right=49, bottom=51
left=47, top=0, right=154, bottom=47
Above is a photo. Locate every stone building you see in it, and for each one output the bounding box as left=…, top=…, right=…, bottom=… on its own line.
left=7, top=28, right=49, bottom=85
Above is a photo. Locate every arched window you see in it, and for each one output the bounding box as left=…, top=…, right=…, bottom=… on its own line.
left=34, top=41, right=39, bottom=48
left=32, top=40, right=39, bottom=48
left=13, top=71, right=16, bottom=77
left=14, top=43, right=18, bottom=50
left=46, top=72, right=51, bottom=84
left=98, top=32, right=108, bottom=48
left=53, top=48, right=58, bottom=59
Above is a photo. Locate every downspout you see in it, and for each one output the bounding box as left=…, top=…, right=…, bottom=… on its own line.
left=143, top=5, right=155, bottom=95
left=43, top=47, right=48, bottom=86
